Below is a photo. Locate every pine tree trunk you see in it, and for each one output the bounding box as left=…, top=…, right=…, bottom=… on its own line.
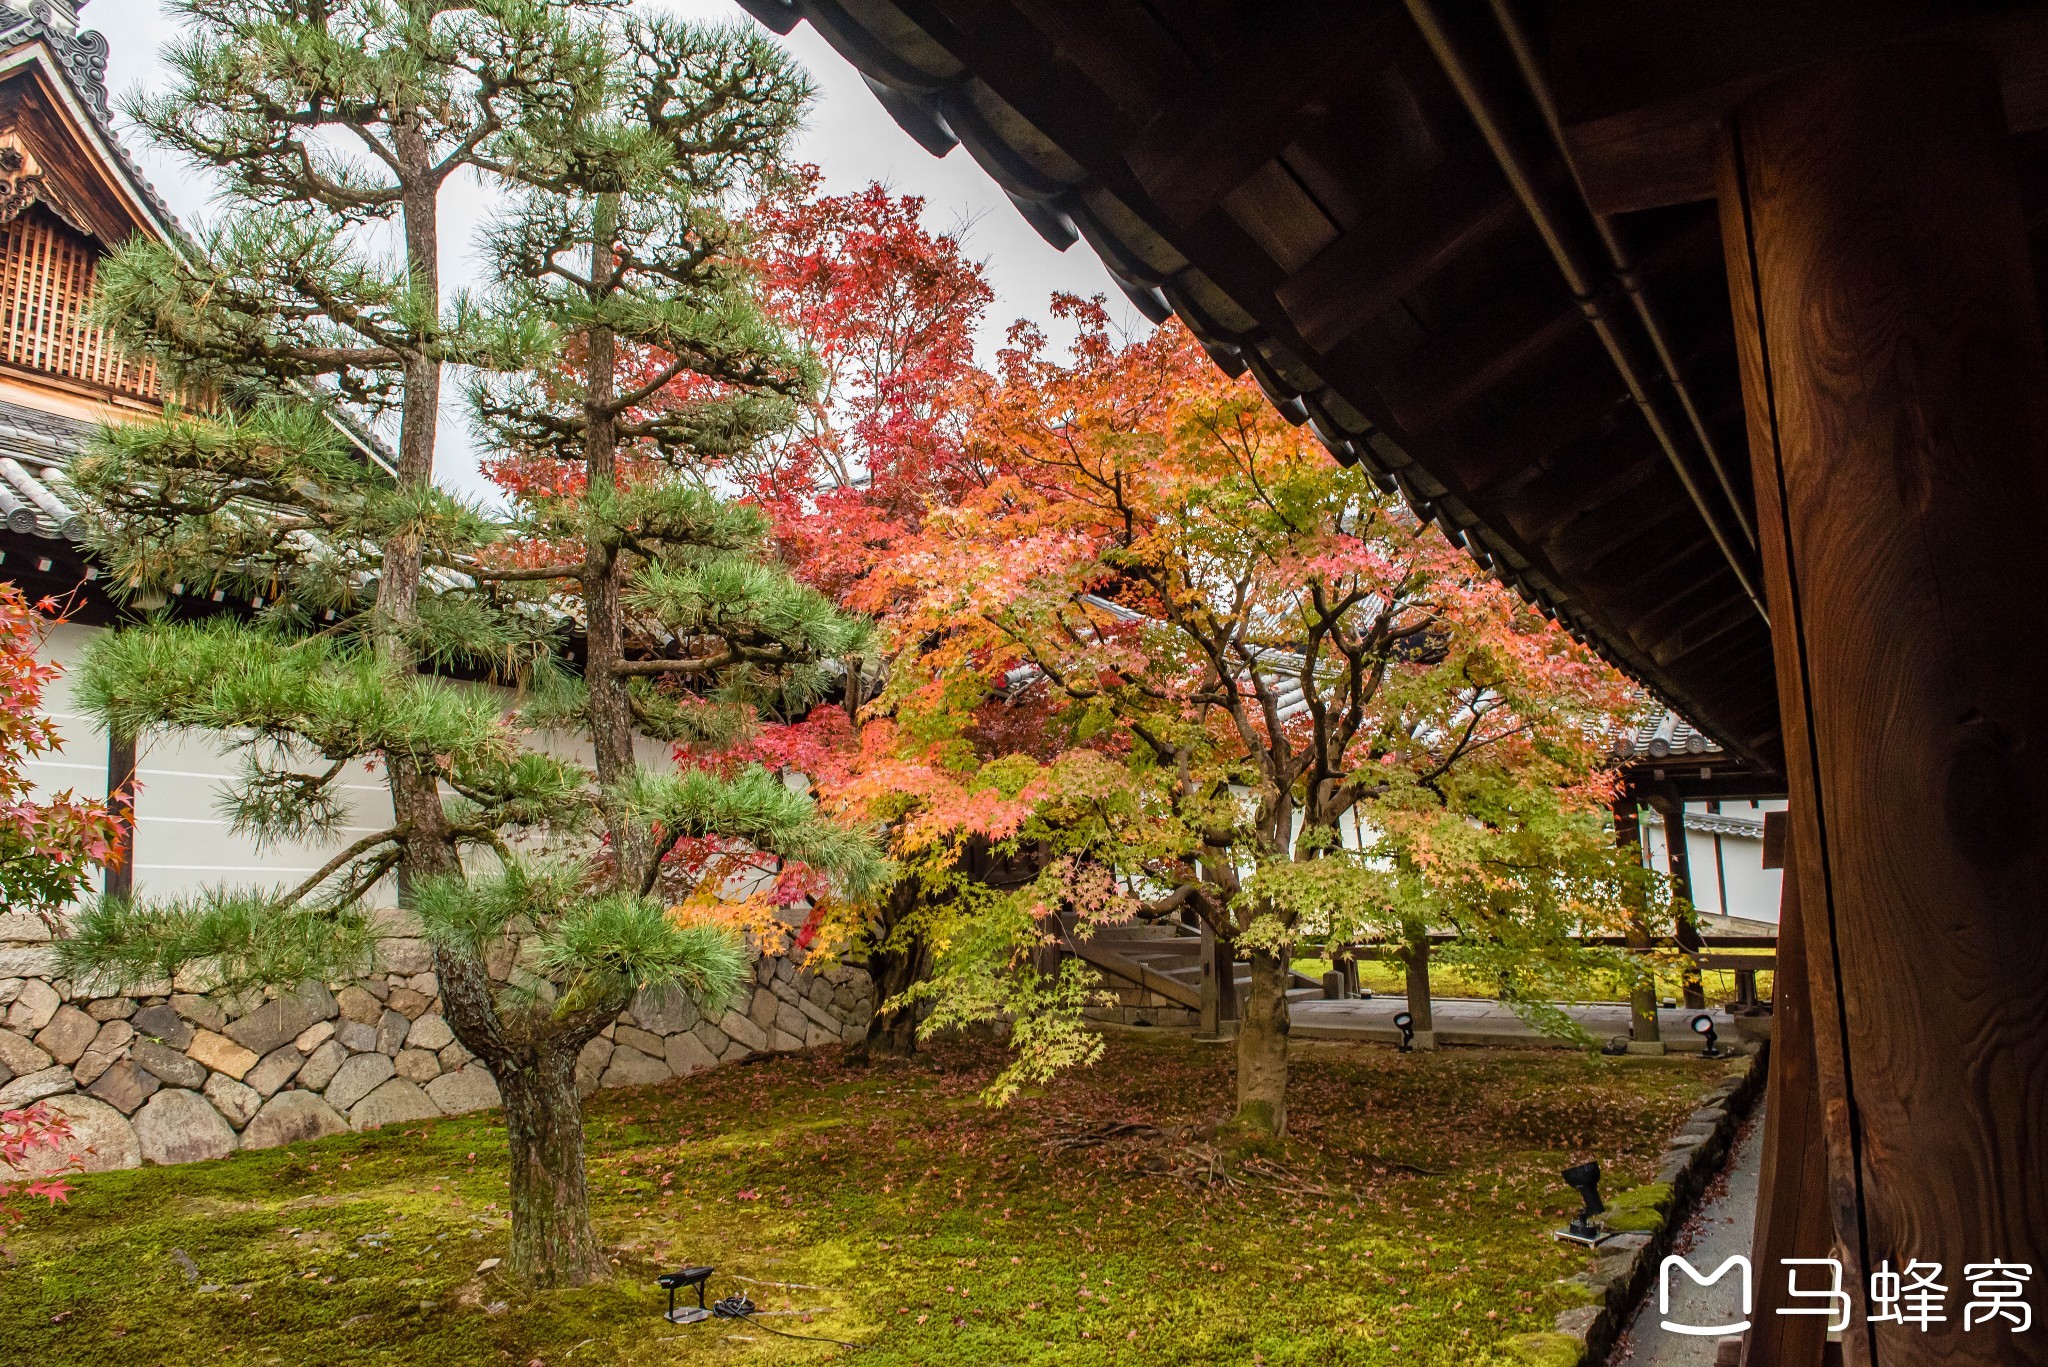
left=497, top=1045, right=607, bottom=1288
left=1231, top=946, right=1291, bottom=1135
left=576, top=194, right=657, bottom=892
left=379, top=134, right=459, bottom=886
left=1400, top=929, right=1435, bottom=1041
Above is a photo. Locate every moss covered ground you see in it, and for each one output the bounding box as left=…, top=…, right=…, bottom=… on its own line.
left=0, top=1034, right=1739, bottom=1366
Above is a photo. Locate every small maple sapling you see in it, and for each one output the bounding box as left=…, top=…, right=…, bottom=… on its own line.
left=0, top=584, right=124, bottom=920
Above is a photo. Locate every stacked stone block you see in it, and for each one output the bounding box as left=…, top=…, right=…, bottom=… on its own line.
left=0, top=909, right=874, bottom=1175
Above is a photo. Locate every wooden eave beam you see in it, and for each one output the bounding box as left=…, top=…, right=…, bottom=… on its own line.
left=1276, top=167, right=1524, bottom=355
left=1123, top=7, right=1411, bottom=227
left=1432, top=370, right=1636, bottom=504
left=1375, top=291, right=1590, bottom=437
left=0, top=63, right=156, bottom=244
left=1544, top=2, right=2048, bottom=214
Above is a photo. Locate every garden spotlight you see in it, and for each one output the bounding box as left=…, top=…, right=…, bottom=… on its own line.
left=1555, top=1161, right=1606, bottom=1246
left=1392, top=1011, right=1415, bottom=1052
left=658, top=1266, right=715, bottom=1324
left=1691, top=1013, right=1721, bottom=1057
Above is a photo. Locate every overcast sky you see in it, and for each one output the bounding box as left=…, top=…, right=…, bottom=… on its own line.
left=86, top=0, right=1142, bottom=500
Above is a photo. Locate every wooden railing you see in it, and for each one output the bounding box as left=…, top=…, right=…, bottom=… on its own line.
left=0, top=205, right=162, bottom=401
left=1330, top=933, right=1778, bottom=1005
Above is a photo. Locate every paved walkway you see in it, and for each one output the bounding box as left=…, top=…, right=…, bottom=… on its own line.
left=1613, top=1103, right=1767, bottom=1366
left=1287, top=994, right=1741, bottom=1051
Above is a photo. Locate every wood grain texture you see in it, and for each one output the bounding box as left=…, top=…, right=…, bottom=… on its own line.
left=1742, top=843, right=1834, bottom=1367
left=1718, top=42, right=2048, bottom=1367
left=1717, top=134, right=1870, bottom=1353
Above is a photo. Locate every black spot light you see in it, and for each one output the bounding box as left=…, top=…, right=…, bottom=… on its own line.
left=1556, top=1161, right=1606, bottom=1246
left=659, top=1266, right=715, bottom=1324
left=1392, top=1010, right=1415, bottom=1052
left=1691, top=1013, right=1721, bottom=1057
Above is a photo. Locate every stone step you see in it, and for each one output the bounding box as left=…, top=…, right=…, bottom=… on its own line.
left=1088, top=924, right=1201, bottom=943
left=1119, top=946, right=1201, bottom=966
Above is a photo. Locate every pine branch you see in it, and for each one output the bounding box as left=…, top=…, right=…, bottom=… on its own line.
left=281, top=827, right=402, bottom=908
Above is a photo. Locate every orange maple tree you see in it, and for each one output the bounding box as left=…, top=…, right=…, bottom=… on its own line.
left=859, top=300, right=1638, bottom=1130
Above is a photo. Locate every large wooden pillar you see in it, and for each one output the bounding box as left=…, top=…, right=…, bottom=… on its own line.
left=1719, top=43, right=2048, bottom=1367
left=1742, top=839, right=1833, bottom=1367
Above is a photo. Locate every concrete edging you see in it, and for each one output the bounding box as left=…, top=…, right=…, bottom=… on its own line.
left=1504, top=1049, right=1768, bottom=1367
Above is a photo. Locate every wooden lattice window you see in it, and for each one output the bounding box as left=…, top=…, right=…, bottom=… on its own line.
left=0, top=204, right=161, bottom=401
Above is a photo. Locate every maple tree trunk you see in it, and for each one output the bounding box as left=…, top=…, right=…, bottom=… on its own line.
left=1399, top=930, right=1434, bottom=1036
left=1626, top=914, right=1661, bottom=1044
left=1232, top=947, right=1291, bottom=1136
left=857, top=925, right=929, bottom=1060
left=497, top=1044, right=606, bottom=1287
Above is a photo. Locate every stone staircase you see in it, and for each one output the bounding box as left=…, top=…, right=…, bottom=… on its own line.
left=1057, top=916, right=1322, bottom=1010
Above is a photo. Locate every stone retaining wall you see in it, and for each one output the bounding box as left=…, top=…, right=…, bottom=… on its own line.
left=0, top=909, right=872, bottom=1174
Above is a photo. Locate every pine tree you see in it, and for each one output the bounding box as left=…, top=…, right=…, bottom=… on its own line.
left=56, top=2, right=880, bottom=1287
left=469, top=16, right=861, bottom=901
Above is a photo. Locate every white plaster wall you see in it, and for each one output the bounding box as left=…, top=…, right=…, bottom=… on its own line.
left=127, top=729, right=398, bottom=903
left=31, top=622, right=727, bottom=907
left=21, top=620, right=110, bottom=849
left=30, top=621, right=402, bottom=902
left=1642, top=797, right=1786, bottom=924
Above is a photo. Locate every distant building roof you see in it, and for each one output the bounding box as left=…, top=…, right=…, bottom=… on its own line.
left=1613, top=704, right=1782, bottom=801
left=0, top=398, right=89, bottom=539
left=0, top=5, right=184, bottom=244
left=1614, top=707, right=1725, bottom=763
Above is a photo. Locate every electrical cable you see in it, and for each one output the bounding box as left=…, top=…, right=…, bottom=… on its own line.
left=712, top=1293, right=863, bottom=1349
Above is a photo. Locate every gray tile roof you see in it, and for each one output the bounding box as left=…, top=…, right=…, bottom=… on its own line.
left=0, top=397, right=90, bottom=539
left=1614, top=706, right=1724, bottom=763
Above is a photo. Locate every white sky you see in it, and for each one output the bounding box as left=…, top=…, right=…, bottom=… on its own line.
left=86, top=0, right=1143, bottom=500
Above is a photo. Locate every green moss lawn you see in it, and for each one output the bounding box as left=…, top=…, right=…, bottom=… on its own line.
left=0, top=1034, right=1738, bottom=1366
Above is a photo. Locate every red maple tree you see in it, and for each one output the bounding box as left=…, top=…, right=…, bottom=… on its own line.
left=697, top=174, right=1043, bottom=1057
left=746, top=168, right=994, bottom=607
